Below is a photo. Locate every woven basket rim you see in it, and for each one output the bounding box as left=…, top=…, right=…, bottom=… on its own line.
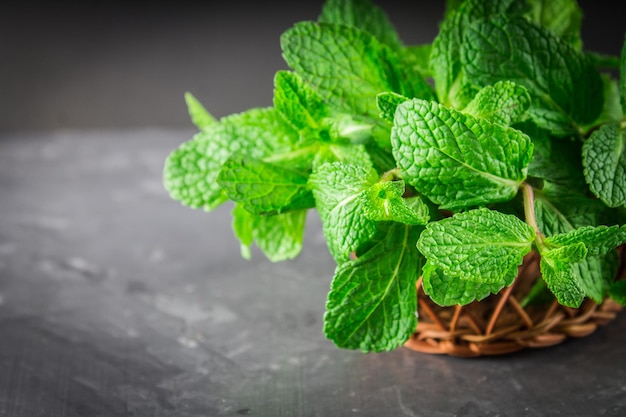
left=404, top=248, right=626, bottom=357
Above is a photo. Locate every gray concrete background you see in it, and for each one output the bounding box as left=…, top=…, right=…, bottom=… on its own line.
left=1, top=1, right=624, bottom=133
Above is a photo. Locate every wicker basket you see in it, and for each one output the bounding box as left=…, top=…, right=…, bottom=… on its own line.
left=403, top=248, right=626, bottom=357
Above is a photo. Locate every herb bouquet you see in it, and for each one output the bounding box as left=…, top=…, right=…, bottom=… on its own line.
left=163, top=0, right=626, bottom=356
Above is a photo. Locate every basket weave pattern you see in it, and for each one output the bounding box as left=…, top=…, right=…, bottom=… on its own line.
left=404, top=249, right=625, bottom=357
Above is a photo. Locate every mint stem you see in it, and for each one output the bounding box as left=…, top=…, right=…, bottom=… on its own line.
left=521, top=182, right=543, bottom=246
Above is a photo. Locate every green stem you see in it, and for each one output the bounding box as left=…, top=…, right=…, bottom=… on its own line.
left=521, top=182, right=544, bottom=247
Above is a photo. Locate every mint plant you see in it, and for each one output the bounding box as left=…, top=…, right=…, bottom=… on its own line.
left=164, top=0, right=626, bottom=352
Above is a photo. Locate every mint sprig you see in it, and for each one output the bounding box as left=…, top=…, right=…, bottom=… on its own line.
left=164, top=0, right=626, bottom=353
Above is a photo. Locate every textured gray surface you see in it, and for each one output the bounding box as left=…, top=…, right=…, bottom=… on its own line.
left=1, top=130, right=626, bottom=416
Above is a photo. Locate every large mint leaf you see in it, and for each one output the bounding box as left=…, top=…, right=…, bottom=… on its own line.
left=421, top=262, right=510, bottom=307
left=281, top=22, right=434, bottom=121
left=184, top=92, right=216, bottom=130
left=391, top=99, right=533, bottom=210
left=582, top=123, right=626, bottom=208
left=231, top=204, right=307, bottom=262
left=359, top=181, right=430, bottom=225
left=163, top=108, right=298, bottom=211
left=460, top=15, right=603, bottom=136
left=217, top=157, right=314, bottom=215
left=273, top=70, right=329, bottom=134
left=417, top=208, right=535, bottom=283
left=429, top=0, right=523, bottom=106
left=524, top=0, right=583, bottom=49
left=461, top=80, right=531, bottom=126
left=318, top=0, right=402, bottom=51
left=545, top=225, right=626, bottom=258
left=324, top=224, right=421, bottom=352
left=308, top=162, right=379, bottom=262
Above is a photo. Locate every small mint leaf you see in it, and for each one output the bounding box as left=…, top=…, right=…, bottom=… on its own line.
left=574, top=252, right=619, bottom=303
left=308, top=162, right=379, bottom=262
left=273, top=70, right=329, bottom=133
left=582, top=123, right=626, bottom=208
left=539, top=254, right=585, bottom=308
left=313, top=143, right=373, bottom=169
left=232, top=204, right=307, bottom=262
left=376, top=92, right=409, bottom=124
left=461, top=80, right=531, bottom=126
left=359, top=180, right=429, bottom=225
left=324, top=224, right=421, bottom=352
left=391, top=99, right=533, bottom=210
left=421, top=262, right=510, bottom=307
left=417, top=208, right=535, bottom=283
left=163, top=108, right=299, bottom=211
left=400, top=44, right=432, bottom=78
left=545, top=225, right=626, bottom=258
left=184, top=92, right=217, bottom=130
left=217, top=157, right=314, bottom=215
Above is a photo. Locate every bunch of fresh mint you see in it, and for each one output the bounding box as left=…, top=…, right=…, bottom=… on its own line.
left=163, top=0, right=626, bottom=352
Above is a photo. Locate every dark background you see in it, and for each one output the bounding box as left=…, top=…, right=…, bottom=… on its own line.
left=1, top=1, right=624, bottom=133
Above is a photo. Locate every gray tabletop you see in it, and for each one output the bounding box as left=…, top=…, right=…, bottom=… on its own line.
left=1, top=129, right=625, bottom=417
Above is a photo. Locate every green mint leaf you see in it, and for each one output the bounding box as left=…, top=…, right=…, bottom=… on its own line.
left=545, top=225, right=626, bottom=258
left=461, top=80, right=531, bottom=126
left=539, top=254, right=585, bottom=307
left=273, top=70, right=329, bottom=133
left=429, top=0, right=523, bottom=107
left=217, top=157, right=314, bottom=215
left=281, top=22, right=434, bottom=121
left=232, top=203, right=254, bottom=260
left=460, top=15, right=603, bottom=136
left=595, top=75, right=624, bottom=126
left=421, top=261, right=510, bottom=307
left=308, top=162, right=379, bottom=262
left=184, top=92, right=217, bottom=130
left=232, top=204, right=307, bottom=262
left=573, top=252, right=619, bottom=303
left=163, top=135, right=228, bottom=211
left=313, top=143, right=373, bottom=170
left=524, top=0, right=583, bottom=49
left=541, top=242, right=588, bottom=264
left=582, top=123, right=626, bottom=208
left=318, top=0, right=403, bottom=51
left=526, top=122, right=586, bottom=187
left=376, top=92, right=409, bottom=124
left=621, top=34, right=626, bottom=112
left=609, top=280, right=626, bottom=306
left=391, top=99, right=533, bottom=210
left=163, top=108, right=299, bottom=211
left=324, top=224, right=421, bottom=352
left=359, top=180, right=430, bottom=225
left=535, top=195, right=611, bottom=237
left=400, top=44, right=432, bottom=78
left=417, top=208, right=535, bottom=283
